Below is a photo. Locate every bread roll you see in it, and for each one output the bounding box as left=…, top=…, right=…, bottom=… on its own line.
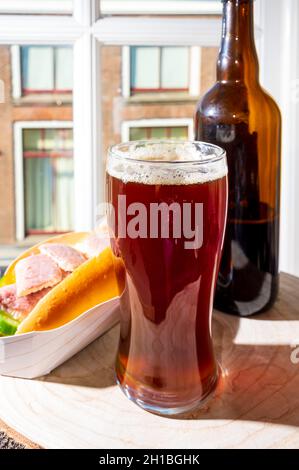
left=16, top=247, right=120, bottom=334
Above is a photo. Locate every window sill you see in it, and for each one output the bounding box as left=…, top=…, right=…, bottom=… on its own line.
left=125, top=92, right=200, bottom=104
left=13, top=93, right=73, bottom=106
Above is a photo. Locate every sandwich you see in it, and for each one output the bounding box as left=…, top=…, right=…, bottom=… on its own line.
left=0, top=229, right=121, bottom=336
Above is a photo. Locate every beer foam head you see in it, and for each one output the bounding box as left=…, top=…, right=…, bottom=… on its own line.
left=107, top=141, right=227, bottom=185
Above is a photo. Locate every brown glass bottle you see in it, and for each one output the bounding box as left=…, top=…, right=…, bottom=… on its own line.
left=195, top=0, right=281, bottom=316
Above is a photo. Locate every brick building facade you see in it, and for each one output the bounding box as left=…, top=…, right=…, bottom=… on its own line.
left=0, top=44, right=217, bottom=245
left=0, top=45, right=72, bottom=244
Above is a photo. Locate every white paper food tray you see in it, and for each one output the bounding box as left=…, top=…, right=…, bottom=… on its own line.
left=0, top=297, right=119, bottom=379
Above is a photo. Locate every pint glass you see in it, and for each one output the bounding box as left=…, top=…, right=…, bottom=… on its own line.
left=106, top=141, right=228, bottom=415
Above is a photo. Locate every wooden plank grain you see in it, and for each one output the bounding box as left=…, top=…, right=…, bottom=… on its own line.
left=0, top=273, right=298, bottom=449
left=0, top=418, right=40, bottom=449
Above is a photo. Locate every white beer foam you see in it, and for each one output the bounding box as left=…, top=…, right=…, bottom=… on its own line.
left=107, top=142, right=227, bottom=185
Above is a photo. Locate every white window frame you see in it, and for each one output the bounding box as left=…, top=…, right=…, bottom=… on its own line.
left=0, top=1, right=73, bottom=15
left=122, top=46, right=201, bottom=98
left=121, top=118, right=194, bottom=142
left=100, top=1, right=222, bottom=16
left=254, top=0, right=299, bottom=276
left=14, top=121, right=73, bottom=241
left=0, top=0, right=297, bottom=276
left=11, top=45, right=21, bottom=99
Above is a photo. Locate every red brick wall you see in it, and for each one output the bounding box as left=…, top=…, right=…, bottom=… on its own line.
left=12, top=106, right=72, bottom=122
left=0, top=46, right=14, bottom=243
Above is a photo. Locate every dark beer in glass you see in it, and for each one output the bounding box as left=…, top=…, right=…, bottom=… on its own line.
left=106, top=141, right=228, bottom=415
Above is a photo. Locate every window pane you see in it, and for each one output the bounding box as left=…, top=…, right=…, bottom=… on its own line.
left=170, top=127, right=189, bottom=139
left=45, top=128, right=73, bottom=151
left=129, top=127, right=148, bottom=140
left=24, top=156, right=74, bottom=233
left=23, top=129, right=42, bottom=151
left=55, top=47, right=73, bottom=91
left=54, top=157, right=74, bottom=232
left=129, top=126, right=188, bottom=140
left=23, top=129, right=74, bottom=153
left=151, top=127, right=167, bottom=139
left=25, top=158, right=53, bottom=231
left=55, top=128, right=73, bottom=150
left=22, top=46, right=54, bottom=92
left=44, top=129, right=55, bottom=150
left=131, top=46, right=190, bottom=93
left=131, top=47, right=160, bottom=90
left=23, top=128, right=74, bottom=233
left=161, top=47, right=189, bottom=89
left=21, top=46, right=73, bottom=95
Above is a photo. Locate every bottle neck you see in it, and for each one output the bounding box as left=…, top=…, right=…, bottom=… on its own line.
left=217, top=0, right=259, bottom=84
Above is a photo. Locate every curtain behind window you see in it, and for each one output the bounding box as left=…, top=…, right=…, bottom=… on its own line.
left=23, top=128, right=74, bottom=234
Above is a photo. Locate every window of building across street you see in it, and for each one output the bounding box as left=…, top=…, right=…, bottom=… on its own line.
left=23, top=127, right=74, bottom=235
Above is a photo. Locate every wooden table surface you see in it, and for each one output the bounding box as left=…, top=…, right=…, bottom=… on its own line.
left=0, top=272, right=299, bottom=449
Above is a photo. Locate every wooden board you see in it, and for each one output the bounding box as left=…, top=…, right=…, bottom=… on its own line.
left=0, top=418, right=40, bottom=449
left=0, top=272, right=299, bottom=449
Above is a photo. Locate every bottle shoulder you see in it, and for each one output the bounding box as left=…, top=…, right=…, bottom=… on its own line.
left=260, top=87, right=282, bottom=121
left=196, top=82, right=250, bottom=122
left=196, top=81, right=281, bottom=124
